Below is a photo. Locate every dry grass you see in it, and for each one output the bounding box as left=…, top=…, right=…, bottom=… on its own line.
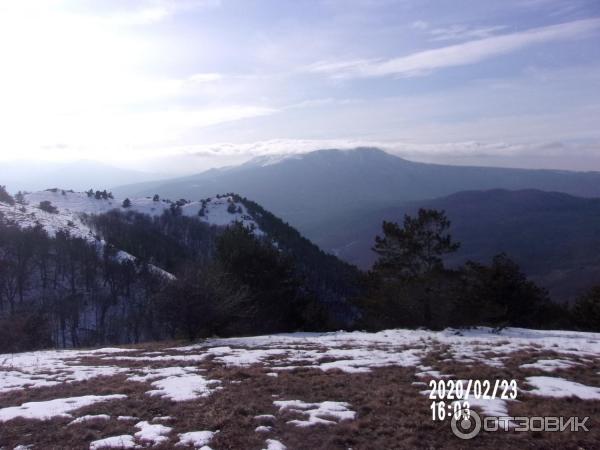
left=0, top=345, right=599, bottom=449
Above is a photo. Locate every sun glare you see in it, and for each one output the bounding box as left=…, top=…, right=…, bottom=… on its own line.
left=0, top=2, right=156, bottom=161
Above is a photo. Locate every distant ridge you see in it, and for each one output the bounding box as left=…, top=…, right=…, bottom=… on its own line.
left=0, top=160, right=163, bottom=192
left=319, top=188, right=600, bottom=301
left=114, top=147, right=600, bottom=235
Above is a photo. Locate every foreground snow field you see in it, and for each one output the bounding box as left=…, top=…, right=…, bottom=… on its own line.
left=1, top=327, right=599, bottom=449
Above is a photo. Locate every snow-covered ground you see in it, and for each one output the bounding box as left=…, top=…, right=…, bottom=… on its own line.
left=178, top=327, right=600, bottom=373
left=0, top=190, right=266, bottom=284
left=2, top=189, right=262, bottom=248
left=0, top=192, right=175, bottom=280
left=0, top=347, right=133, bottom=393
left=0, top=395, right=127, bottom=422
left=20, top=190, right=262, bottom=235
left=1, top=327, right=599, bottom=448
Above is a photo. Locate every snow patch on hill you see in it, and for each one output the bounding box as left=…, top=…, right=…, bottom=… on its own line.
left=0, top=194, right=99, bottom=243
left=0, top=193, right=175, bottom=280
left=22, top=190, right=262, bottom=233
left=196, top=196, right=263, bottom=235
left=1, top=190, right=266, bottom=281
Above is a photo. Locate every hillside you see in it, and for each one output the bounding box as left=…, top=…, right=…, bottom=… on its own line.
left=113, top=148, right=600, bottom=239
left=20, top=189, right=263, bottom=236
left=0, top=188, right=360, bottom=350
left=21, top=189, right=360, bottom=307
left=318, top=189, right=600, bottom=301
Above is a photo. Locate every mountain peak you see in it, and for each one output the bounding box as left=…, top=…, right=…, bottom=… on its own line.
left=243, top=147, right=402, bottom=168
left=301, top=146, right=398, bottom=160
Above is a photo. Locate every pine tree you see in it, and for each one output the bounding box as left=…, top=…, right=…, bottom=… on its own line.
left=215, top=222, right=305, bottom=332
left=369, top=209, right=460, bottom=328
left=39, top=200, right=58, bottom=213
left=14, top=191, right=25, bottom=204
left=572, top=286, right=600, bottom=331
left=122, top=198, right=132, bottom=208
left=153, top=194, right=160, bottom=202
left=373, top=209, right=460, bottom=279
left=0, top=185, right=15, bottom=205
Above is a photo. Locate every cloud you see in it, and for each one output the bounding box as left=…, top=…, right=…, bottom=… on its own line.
left=128, top=138, right=600, bottom=174
left=188, top=73, right=223, bottom=83
left=309, top=17, right=600, bottom=78
left=514, top=0, right=588, bottom=17
left=60, top=0, right=223, bottom=27
left=105, top=7, right=169, bottom=26
left=154, top=139, right=537, bottom=159
left=411, top=20, right=429, bottom=30
left=305, top=59, right=379, bottom=77
left=428, top=25, right=508, bottom=42
left=411, top=20, right=507, bottom=42
left=0, top=104, right=279, bottom=164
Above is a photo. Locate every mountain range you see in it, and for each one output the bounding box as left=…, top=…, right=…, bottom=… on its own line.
left=114, top=147, right=600, bottom=233
left=112, top=148, right=600, bottom=300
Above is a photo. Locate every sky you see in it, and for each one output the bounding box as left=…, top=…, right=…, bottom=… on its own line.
left=0, top=0, right=599, bottom=174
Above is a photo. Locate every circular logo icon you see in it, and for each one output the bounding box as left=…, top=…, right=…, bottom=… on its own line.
left=451, top=409, right=481, bottom=440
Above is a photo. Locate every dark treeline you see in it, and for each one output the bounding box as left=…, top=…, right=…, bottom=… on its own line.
left=88, top=208, right=348, bottom=337
left=155, top=222, right=330, bottom=340
left=355, top=208, right=599, bottom=332
left=0, top=221, right=167, bottom=352
left=87, top=209, right=218, bottom=273
left=232, top=194, right=362, bottom=325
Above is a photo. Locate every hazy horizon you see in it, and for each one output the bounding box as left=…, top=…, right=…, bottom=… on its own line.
left=5, top=144, right=600, bottom=195
left=1, top=1, right=599, bottom=174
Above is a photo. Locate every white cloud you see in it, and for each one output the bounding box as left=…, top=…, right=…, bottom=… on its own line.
left=0, top=1, right=254, bottom=163
left=115, top=138, right=600, bottom=174
left=0, top=0, right=223, bottom=28
left=310, top=17, right=600, bottom=78
left=104, top=7, right=170, bottom=26
left=428, top=25, right=508, bottom=42
left=410, top=20, right=506, bottom=41
left=85, top=0, right=222, bottom=27
left=188, top=73, right=223, bottom=83
left=0, top=0, right=596, bottom=172
left=305, top=59, right=379, bottom=77
left=147, top=139, right=526, bottom=160
left=0, top=104, right=278, bottom=163
left=411, top=20, right=429, bottom=30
